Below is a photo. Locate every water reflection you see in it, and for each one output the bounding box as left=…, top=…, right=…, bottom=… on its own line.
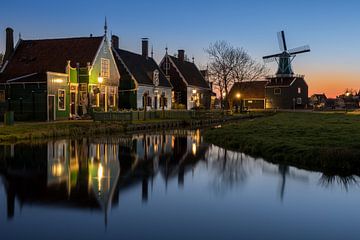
left=0, top=130, right=359, bottom=227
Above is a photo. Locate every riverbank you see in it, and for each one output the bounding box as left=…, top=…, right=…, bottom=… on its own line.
left=0, top=112, right=270, bottom=143
left=204, top=112, right=360, bottom=175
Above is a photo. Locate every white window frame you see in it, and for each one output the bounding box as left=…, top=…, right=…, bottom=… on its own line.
left=298, top=87, right=301, bottom=94
left=58, top=89, right=66, bottom=111
left=101, top=58, right=110, bottom=78
left=274, top=88, right=281, bottom=95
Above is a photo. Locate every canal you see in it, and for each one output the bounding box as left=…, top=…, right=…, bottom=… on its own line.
left=0, top=130, right=359, bottom=240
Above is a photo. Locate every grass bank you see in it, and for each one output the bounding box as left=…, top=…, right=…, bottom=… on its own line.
left=0, top=121, right=126, bottom=143
left=0, top=112, right=270, bottom=143
left=204, top=112, right=360, bottom=175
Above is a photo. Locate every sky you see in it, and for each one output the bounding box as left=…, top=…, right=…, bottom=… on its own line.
left=1, top=0, right=360, bottom=97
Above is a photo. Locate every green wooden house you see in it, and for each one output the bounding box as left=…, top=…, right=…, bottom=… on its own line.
left=0, top=27, right=120, bottom=121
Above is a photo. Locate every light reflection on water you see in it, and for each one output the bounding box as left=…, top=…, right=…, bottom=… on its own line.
left=0, top=129, right=359, bottom=240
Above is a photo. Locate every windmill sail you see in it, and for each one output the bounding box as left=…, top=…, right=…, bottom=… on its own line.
left=289, top=45, right=311, bottom=55
left=264, top=31, right=310, bottom=76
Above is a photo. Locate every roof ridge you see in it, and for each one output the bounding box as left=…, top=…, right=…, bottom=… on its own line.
left=22, top=36, right=103, bottom=42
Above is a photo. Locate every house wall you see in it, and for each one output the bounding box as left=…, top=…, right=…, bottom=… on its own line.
left=186, top=87, right=211, bottom=110
left=0, top=83, right=47, bottom=121
left=160, top=58, right=187, bottom=108
left=137, top=85, right=172, bottom=110
left=266, top=78, right=308, bottom=109
left=47, top=72, right=69, bottom=120
left=88, top=39, right=120, bottom=112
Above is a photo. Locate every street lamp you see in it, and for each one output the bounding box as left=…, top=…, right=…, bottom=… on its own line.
left=98, top=76, right=104, bottom=84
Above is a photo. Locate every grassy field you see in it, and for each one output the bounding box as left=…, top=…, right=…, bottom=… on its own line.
left=204, top=112, right=360, bottom=175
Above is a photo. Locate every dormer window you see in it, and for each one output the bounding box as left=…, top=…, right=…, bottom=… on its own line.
left=101, top=58, right=110, bottom=78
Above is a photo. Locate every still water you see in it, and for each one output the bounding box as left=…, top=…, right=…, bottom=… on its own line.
left=0, top=130, right=359, bottom=240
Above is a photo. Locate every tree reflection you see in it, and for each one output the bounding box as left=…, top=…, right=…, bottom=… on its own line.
left=319, top=174, right=359, bottom=191
left=207, top=146, right=249, bottom=195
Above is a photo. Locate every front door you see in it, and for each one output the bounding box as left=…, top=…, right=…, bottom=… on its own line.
left=70, top=92, right=76, bottom=117
left=48, top=95, right=55, bottom=121
left=154, top=96, right=158, bottom=110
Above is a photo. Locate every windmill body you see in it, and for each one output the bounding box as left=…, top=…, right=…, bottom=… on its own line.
left=263, top=31, right=310, bottom=109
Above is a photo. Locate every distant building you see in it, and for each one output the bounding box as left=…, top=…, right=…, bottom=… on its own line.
left=160, top=49, right=212, bottom=110
left=112, top=37, right=172, bottom=110
left=0, top=26, right=120, bottom=121
left=309, top=94, right=327, bottom=109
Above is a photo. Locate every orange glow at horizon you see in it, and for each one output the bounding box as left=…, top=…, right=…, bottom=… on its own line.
left=306, top=71, right=360, bottom=98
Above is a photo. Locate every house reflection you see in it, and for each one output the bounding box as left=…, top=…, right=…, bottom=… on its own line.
left=0, top=130, right=208, bottom=223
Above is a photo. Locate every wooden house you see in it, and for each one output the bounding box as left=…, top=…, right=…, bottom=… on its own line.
left=112, top=36, right=172, bottom=110
left=160, top=50, right=212, bottom=110
left=229, top=81, right=268, bottom=109
left=265, top=75, right=308, bottom=109
left=0, top=27, right=120, bottom=121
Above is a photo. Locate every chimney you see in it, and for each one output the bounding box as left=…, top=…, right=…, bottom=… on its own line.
left=178, top=50, right=185, bottom=62
left=112, top=35, right=119, bottom=49
left=142, top=38, right=149, bottom=58
left=4, top=27, right=14, bottom=63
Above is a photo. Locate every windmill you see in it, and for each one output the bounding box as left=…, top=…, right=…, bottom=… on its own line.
left=263, top=31, right=310, bottom=75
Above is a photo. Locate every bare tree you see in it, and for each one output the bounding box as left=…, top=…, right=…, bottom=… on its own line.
left=206, top=41, right=268, bottom=110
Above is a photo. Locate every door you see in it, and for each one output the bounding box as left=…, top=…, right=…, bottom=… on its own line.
left=154, top=96, right=158, bottom=110
left=70, top=92, right=76, bottom=116
left=48, top=95, right=55, bottom=121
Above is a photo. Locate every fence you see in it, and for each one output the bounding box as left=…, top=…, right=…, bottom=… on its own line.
left=92, top=110, right=225, bottom=122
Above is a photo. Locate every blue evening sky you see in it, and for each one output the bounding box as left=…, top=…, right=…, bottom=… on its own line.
left=1, top=0, right=360, bottom=95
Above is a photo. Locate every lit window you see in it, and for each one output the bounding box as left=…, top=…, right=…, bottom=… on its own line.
left=297, top=97, right=302, bottom=104
left=58, top=89, right=66, bottom=111
left=101, top=58, right=110, bottom=78
left=274, top=88, right=281, bottom=95
left=0, top=90, right=5, bottom=103
left=298, top=87, right=301, bottom=94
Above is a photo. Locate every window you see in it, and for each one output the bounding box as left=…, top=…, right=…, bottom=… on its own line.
left=0, top=90, right=5, bottom=103
left=109, top=87, right=116, bottom=107
left=90, top=85, right=99, bottom=107
left=297, top=97, right=302, bottom=104
left=58, top=89, right=66, bottom=111
left=274, top=88, right=281, bottom=95
left=298, top=87, right=301, bottom=94
left=101, top=58, right=110, bottom=78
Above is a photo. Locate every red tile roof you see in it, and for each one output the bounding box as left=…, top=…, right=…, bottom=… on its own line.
left=0, top=36, right=104, bottom=83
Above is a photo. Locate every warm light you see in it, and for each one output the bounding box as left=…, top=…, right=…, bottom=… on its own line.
left=98, top=76, right=104, bottom=84
left=52, top=163, right=64, bottom=177
left=346, top=91, right=351, bottom=97
left=236, top=93, right=241, bottom=99
left=192, top=143, right=197, bottom=155
left=53, top=79, right=64, bottom=83
left=222, top=92, right=226, bottom=97
left=97, top=164, right=103, bottom=192
left=192, top=89, right=197, bottom=94
left=98, top=164, right=103, bottom=180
